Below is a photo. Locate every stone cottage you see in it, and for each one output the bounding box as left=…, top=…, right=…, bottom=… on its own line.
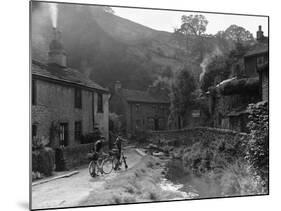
left=206, top=26, right=268, bottom=132
left=32, top=28, right=110, bottom=149
left=110, top=81, right=170, bottom=136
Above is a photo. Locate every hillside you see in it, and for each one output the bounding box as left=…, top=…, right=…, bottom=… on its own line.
left=31, top=2, right=185, bottom=91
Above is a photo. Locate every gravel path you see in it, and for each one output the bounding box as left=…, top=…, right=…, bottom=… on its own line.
left=32, top=148, right=142, bottom=210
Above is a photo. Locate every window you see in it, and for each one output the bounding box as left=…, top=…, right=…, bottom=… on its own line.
left=74, top=88, right=82, bottom=109
left=32, top=124, right=37, bottom=138
left=32, top=79, right=37, bottom=105
left=97, top=93, right=103, bottom=113
left=74, top=121, right=82, bottom=142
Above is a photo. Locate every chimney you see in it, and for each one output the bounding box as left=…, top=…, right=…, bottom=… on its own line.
left=256, top=25, right=264, bottom=42
left=115, top=81, right=122, bottom=93
left=48, top=27, right=67, bottom=67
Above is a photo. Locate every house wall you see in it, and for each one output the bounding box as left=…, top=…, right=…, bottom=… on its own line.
left=109, top=92, right=129, bottom=134
left=128, top=102, right=170, bottom=135
left=109, top=91, right=170, bottom=136
left=244, top=57, right=259, bottom=78
left=209, top=92, right=259, bottom=132
left=32, top=78, right=109, bottom=148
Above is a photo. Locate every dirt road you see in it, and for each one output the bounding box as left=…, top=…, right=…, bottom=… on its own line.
left=32, top=148, right=142, bottom=210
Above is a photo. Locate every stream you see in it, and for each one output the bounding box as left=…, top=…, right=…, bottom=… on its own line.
left=160, top=158, right=222, bottom=199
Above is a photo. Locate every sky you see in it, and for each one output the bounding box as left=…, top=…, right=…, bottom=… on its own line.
left=113, top=7, right=268, bottom=37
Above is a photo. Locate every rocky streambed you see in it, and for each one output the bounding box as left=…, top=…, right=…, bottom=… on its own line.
left=147, top=144, right=222, bottom=200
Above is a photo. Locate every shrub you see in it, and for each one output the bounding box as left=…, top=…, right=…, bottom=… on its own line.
left=32, top=136, right=49, bottom=150
left=32, top=147, right=55, bottom=177
left=82, top=127, right=102, bottom=144
left=246, top=102, right=269, bottom=190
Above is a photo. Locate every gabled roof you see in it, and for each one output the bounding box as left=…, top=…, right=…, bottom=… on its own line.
left=121, top=89, right=169, bottom=104
left=32, top=60, right=109, bottom=92
left=244, top=43, right=268, bottom=58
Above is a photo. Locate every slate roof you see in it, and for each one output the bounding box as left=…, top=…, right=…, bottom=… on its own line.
left=216, top=77, right=259, bottom=95
left=32, top=60, right=109, bottom=92
left=121, top=89, right=169, bottom=104
left=244, top=43, right=268, bottom=58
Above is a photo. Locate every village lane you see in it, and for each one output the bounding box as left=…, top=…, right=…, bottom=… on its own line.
left=32, top=147, right=143, bottom=210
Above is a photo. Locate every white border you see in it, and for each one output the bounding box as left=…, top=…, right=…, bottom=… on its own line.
left=1, top=0, right=280, bottom=211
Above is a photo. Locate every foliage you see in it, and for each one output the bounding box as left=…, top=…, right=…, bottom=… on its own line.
left=223, top=25, right=255, bottom=44
left=82, top=127, right=102, bottom=144
left=170, top=67, right=196, bottom=117
left=201, top=55, right=230, bottom=91
left=200, top=42, right=251, bottom=91
left=32, top=145, right=55, bottom=177
left=246, top=102, right=269, bottom=187
left=175, top=14, right=208, bottom=37
left=181, top=132, right=267, bottom=196
left=174, top=14, right=209, bottom=63
left=32, top=136, right=50, bottom=151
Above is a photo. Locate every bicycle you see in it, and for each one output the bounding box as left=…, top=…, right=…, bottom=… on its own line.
left=88, top=152, right=114, bottom=177
left=110, top=149, right=128, bottom=171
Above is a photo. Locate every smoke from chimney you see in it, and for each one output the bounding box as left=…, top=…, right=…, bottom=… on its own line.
left=199, top=46, right=222, bottom=82
left=49, top=3, right=58, bottom=28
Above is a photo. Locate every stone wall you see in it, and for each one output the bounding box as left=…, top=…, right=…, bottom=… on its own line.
left=59, top=143, right=94, bottom=170
left=32, top=79, right=109, bottom=147
left=151, top=127, right=249, bottom=147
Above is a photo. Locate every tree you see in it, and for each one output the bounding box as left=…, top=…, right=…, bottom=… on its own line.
left=224, top=25, right=254, bottom=43
left=174, top=14, right=209, bottom=63
left=201, top=55, right=229, bottom=92
left=200, top=42, right=251, bottom=92
left=176, top=14, right=208, bottom=37
left=170, top=67, right=196, bottom=117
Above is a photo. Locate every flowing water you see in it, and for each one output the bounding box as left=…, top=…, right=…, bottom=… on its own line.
left=162, top=159, right=222, bottom=199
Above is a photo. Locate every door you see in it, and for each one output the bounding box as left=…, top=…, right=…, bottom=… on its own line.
left=59, top=123, right=68, bottom=147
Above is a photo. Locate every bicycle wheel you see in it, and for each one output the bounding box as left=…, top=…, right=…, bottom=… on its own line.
left=88, top=161, right=98, bottom=177
left=102, top=158, right=113, bottom=174
left=112, top=157, right=120, bottom=170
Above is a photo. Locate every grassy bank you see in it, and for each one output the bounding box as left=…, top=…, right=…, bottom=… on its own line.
left=80, top=155, right=185, bottom=206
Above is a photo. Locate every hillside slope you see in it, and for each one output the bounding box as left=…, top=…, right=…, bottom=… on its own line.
left=31, top=2, right=185, bottom=90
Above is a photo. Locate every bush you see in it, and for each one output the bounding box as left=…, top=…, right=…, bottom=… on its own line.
left=82, top=127, right=101, bottom=144
left=246, top=102, right=269, bottom=189
left=33, top=147, right=55, bottom=177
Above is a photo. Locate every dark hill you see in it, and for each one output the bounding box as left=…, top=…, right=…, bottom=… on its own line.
left=31, top=2, right=186, bottom=90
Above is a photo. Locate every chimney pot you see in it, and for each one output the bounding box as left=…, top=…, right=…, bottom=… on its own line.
left=256, top=25, right=264, bottom=42
left=48, top=27, right=67, bottom=67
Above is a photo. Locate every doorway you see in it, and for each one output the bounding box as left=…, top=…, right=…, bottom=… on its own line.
left=59, top=123, right=68, bottom=147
